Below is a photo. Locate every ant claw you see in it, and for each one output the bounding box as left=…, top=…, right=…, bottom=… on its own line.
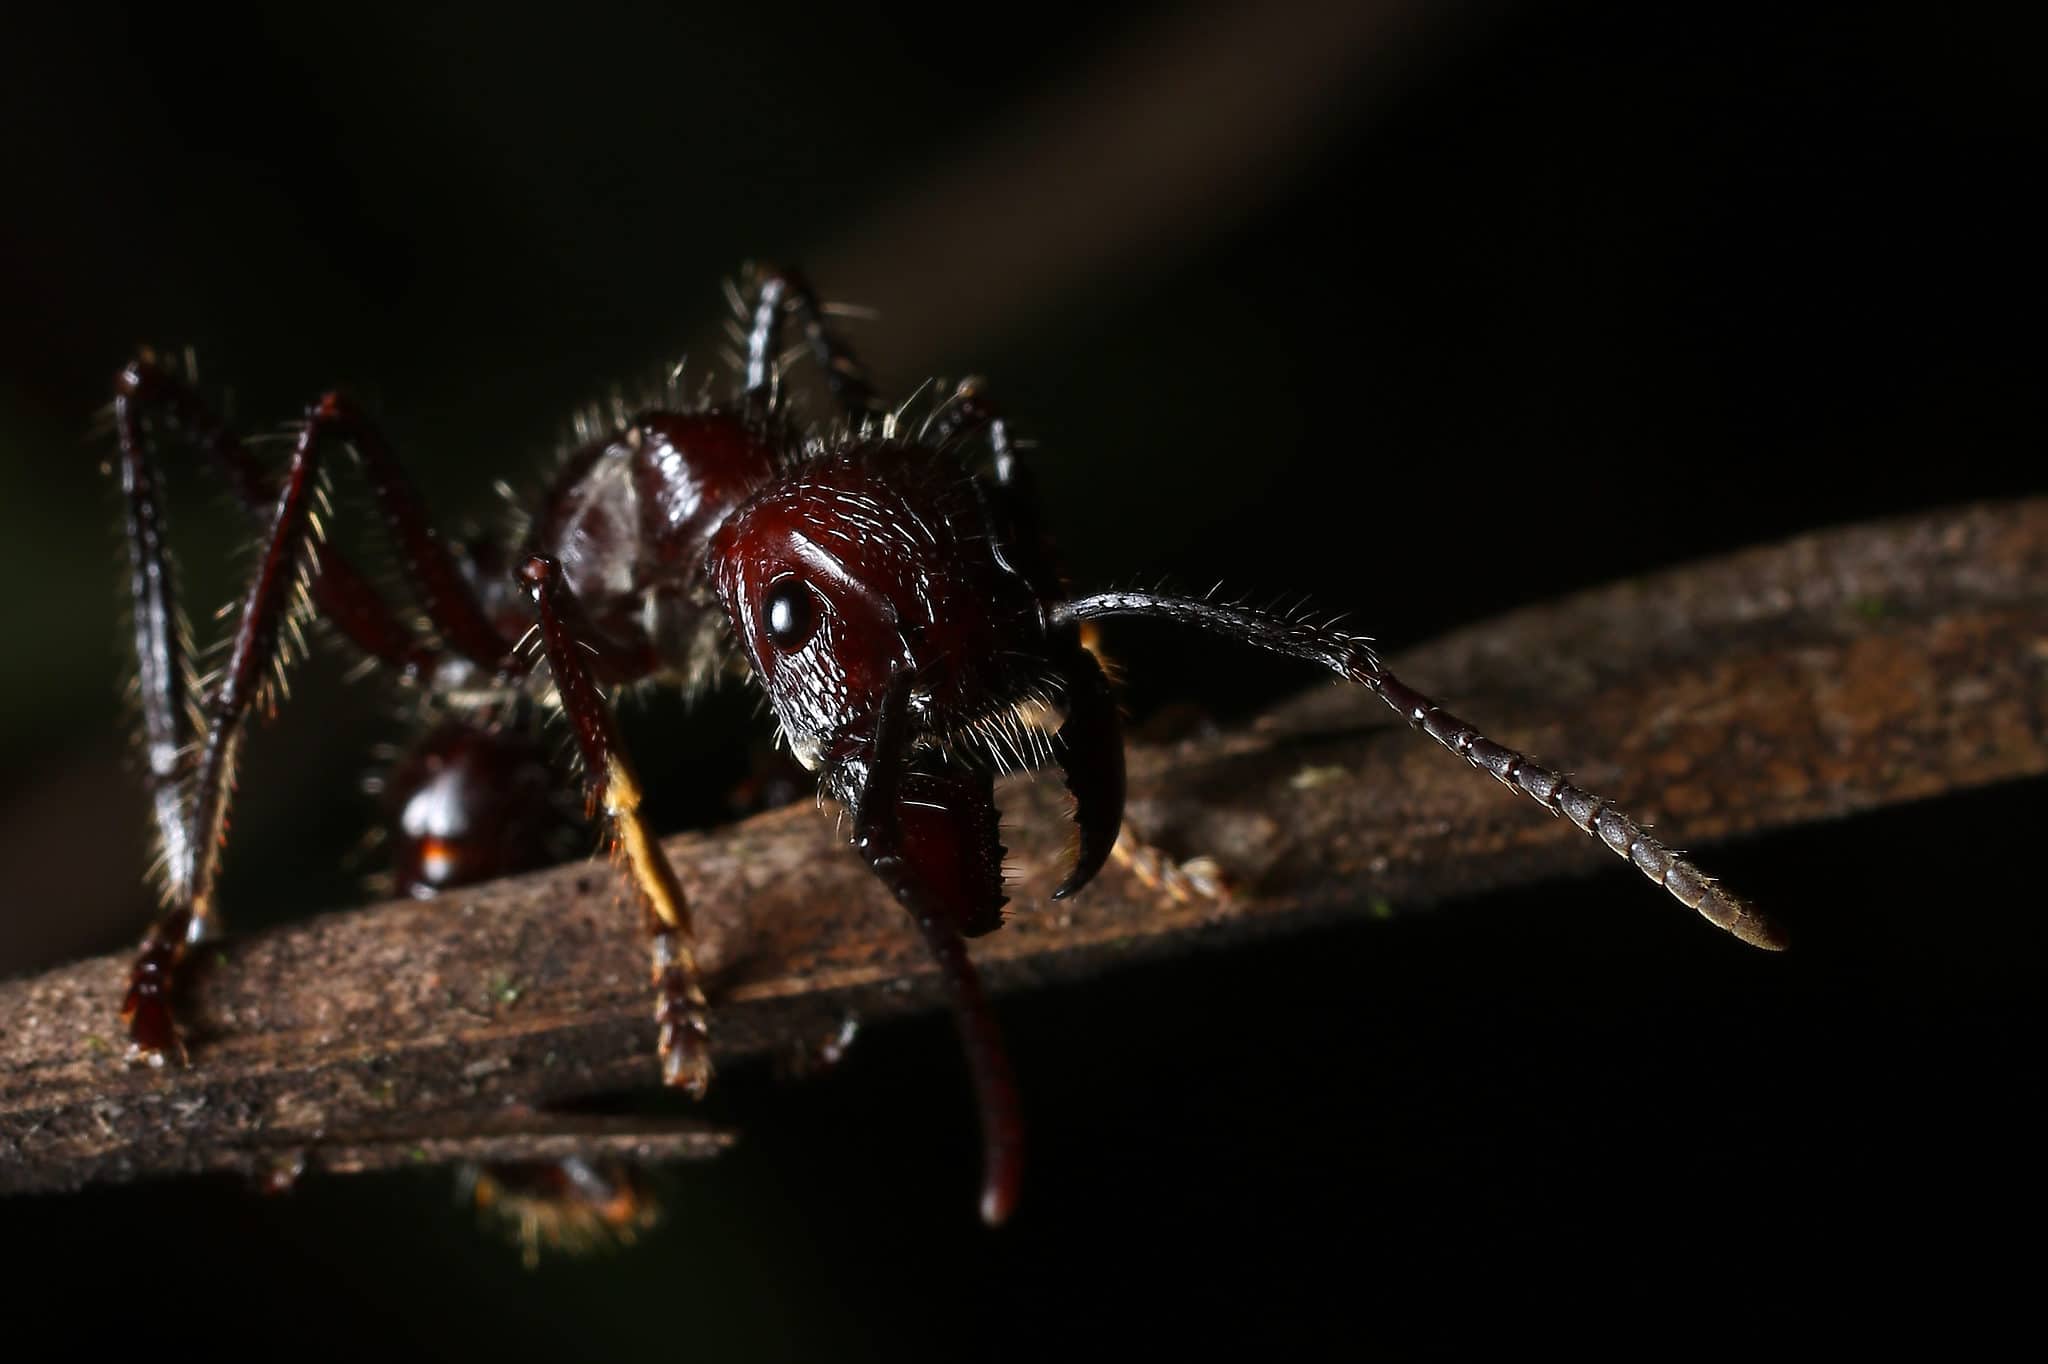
left=657, top=1016, right=713, bottom=1098
left=122, top=984, right=191, bottom=1069
left=1050, top=645, right=1125, bottom=901
left=122, top=1032, right=190, bottom=1070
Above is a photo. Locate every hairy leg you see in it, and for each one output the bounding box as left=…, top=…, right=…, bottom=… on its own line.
left=519, top=554, right=712, bottom=1094
left=119, top=400, right=325, bottom=1060
left=115, top=361, right=515, bottom=673
left=113, top=381, right=528, bottom=1061
left=118, top=358, right=427, bottom=673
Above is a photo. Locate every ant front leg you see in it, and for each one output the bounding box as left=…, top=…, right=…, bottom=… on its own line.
left=519, top=555, right=712, bottom=1094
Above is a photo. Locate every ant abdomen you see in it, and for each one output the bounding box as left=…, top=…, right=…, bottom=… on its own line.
left=383, top=722, right=571, bottom=899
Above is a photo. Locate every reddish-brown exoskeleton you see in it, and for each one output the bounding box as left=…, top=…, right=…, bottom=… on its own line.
left=108, top=269, right=1782, bottom=1228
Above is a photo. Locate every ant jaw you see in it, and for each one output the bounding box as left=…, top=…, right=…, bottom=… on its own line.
left=833, top=685, right=1010, bottom=941
left=822, top=639, right=1127, bottom=910
left=1047, top=645, right=1125, bottom=901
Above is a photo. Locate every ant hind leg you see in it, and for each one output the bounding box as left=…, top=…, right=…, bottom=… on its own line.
left=110, top=376, right=521, bottom=1063
left=116, top=396, right=331, bottom=1062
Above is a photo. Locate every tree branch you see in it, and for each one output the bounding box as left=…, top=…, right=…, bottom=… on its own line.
left=3, top=499, right=2043, bottom=1196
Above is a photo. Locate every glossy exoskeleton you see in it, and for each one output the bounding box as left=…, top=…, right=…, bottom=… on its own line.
left=108, top=269, right=1782, bottom=1229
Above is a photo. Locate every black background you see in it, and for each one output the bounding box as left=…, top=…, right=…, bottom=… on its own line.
left=0, top=1, right=2038, bottom=1355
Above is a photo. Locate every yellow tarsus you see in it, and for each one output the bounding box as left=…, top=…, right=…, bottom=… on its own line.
left=603, top=754, right=687, bottom=932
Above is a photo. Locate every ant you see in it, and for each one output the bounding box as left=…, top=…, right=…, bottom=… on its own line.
left=106, top=268, right=1784, bottom=1229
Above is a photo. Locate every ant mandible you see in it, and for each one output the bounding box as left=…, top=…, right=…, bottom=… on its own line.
left=107, top=268, right=1784, bottom=1227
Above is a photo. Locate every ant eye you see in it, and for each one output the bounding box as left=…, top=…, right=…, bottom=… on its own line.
left=763, top=578, right=817, bottom=650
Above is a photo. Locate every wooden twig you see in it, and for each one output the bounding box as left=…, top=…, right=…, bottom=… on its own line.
left=2, top=499, right=2043, bottom=1196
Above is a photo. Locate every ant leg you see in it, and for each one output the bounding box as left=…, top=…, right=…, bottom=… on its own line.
left=519, top=554, right=712, bottom=1095
left=111, top=366, right=201, bottom=950
left=120, top=402, right=333, bottom=1062
left=743, top=266, right=878, bottom=418
left=116, top=385, right=527, bottom=1060
left=927, top=377, right=1021, bottom=486
left=114, top=356, right=429, bottom=673
left=927, top=379, right=1067, bottom=606
left=464, top=1158, right=659, bottom=1269
left=1110, top=828, right=1232, bottom=905
left=1052, top=591, right=1786, bottom=951
left=115, top=360, right=514, bottom=673
left=274, top=392, right=513, bottom=672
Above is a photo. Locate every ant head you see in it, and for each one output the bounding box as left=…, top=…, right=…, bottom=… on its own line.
left=709, top=441, right=1052, bottom=773
left=711, top=438, right=1126, bottom=912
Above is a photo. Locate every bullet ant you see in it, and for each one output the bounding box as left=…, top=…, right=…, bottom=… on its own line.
left=107, top=268, right=1781, bottom=1229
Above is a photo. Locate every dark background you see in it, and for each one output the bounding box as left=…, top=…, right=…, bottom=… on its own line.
left=0, top=1, right=2038, bottom=1354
